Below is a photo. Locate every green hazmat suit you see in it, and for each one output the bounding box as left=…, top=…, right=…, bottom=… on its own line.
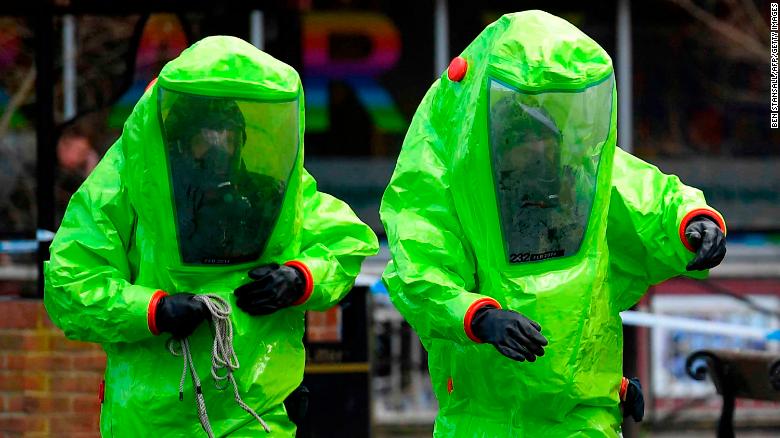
left=44, top=36, right=379, bottom=437
left=380, top=11, right=726, bottom=437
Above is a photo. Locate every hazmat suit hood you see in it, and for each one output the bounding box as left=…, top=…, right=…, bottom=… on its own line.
left=122, top=36, right=306, bottom=287
left=444, top=11, right=616, bottom=269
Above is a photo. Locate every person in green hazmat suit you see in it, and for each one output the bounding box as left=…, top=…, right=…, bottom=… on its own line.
left=44, top=36, right=379, bottom=437
left=380, top=11, right=726, bottom=437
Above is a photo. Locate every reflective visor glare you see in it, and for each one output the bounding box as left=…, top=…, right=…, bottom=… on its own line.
left=488, top=76, right=613, bottom=264
left=159, top=88, right=299, bottom=265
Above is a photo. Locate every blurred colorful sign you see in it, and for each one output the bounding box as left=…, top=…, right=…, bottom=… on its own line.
left=0, top=19, right=28, bottom=128
left=302, top=12, right=406, bottom=133
left=108, top=14, right=187, bottom=128
left=307, top=306, right=343, bottom=343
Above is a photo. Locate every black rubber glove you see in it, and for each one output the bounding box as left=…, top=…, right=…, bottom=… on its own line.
left=685, top=216, right=726, bottom=271
left=156, top=293, right=209, bottom=339
left=471, top=307, right=548, bottom=362
left=234, top=263, right=305, bottom=316
left=622, top=377, right=644, bottom=422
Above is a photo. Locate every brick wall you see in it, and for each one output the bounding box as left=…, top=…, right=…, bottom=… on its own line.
left=0, top=299, right=104, bottom=438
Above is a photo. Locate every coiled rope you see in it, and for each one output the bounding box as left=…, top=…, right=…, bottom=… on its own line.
left=167, top=294, right=270, bottom=437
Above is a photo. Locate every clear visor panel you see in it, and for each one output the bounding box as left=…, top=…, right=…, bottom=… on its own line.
left=159, top=88, right=299, bottom=265
left=488, top=76, right=613, bottom=264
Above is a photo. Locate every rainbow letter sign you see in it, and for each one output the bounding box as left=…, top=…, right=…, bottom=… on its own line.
left=303, top=12, right=406, bottom=133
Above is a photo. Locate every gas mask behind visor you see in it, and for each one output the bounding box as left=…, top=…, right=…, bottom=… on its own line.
left=488, top=77, right=613, bottom=264
left=160, top=89, right=299, bottom=265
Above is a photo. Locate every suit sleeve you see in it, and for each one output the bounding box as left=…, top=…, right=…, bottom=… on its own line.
left=380, top=84, right=502, bottom=345
left=44, top=143, right=162, bottom=343
left=608, top=147, right=726, bottom=310
left=288, top=168, right=379, bottom=311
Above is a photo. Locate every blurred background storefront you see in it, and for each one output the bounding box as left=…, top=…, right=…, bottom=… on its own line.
left=0, top=0, right=778, bottom=436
